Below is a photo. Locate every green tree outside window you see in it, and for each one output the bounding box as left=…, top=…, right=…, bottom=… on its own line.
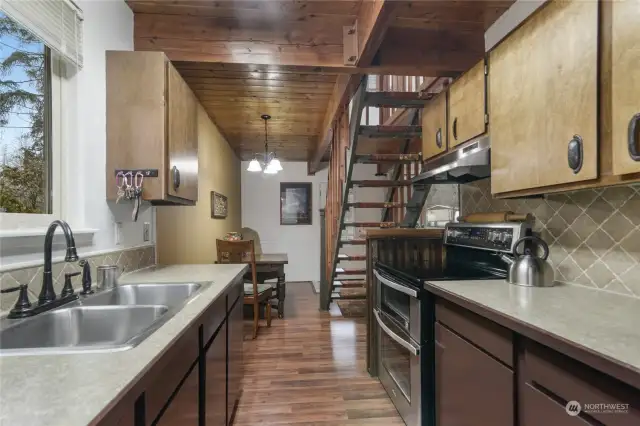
left=0, top=12, right=51, bottom=214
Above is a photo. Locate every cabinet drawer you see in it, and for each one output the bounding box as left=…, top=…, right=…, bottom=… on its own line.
left=146, top=327, right=199, bottom=424
left=448, top=60, right=486, bottom=148
left=524, top=341, right=640, bottom=426
left=422, top=93, right=448, bottom=161
left=435, top=299, right=513, bottom=366
left=521, top=383, right=593, bottom=426
left=202, top=293, right=226, bottom=346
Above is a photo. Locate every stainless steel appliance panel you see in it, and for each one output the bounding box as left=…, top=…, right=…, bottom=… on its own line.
left=375, top=309, right=421, bottom=426
left=374, top=268, right=421, bottom=343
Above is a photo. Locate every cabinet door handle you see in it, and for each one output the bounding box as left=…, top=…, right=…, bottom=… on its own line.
left=171, top=166, right=181, bottom=190
left=435, top=128, right=442, bottom=149
left=452, top=118, right=458, bottom=140
left=567, top=134, right=583, bottom=174
left=628, top=113, right=640, bottom=161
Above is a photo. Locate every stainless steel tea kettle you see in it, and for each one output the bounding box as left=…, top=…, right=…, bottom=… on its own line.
left=498, top=236, right=555, bottom=287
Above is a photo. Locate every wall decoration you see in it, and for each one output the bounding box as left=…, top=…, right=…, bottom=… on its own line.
left=280, top=182, right=312, bottom=225
left=211, top=191, right=228, bottom=219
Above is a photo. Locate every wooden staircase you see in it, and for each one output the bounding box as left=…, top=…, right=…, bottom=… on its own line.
left=326, top=78, right=433, bottom=306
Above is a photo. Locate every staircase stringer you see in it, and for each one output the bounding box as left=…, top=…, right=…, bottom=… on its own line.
left=327, top=77, right=367, bottom=306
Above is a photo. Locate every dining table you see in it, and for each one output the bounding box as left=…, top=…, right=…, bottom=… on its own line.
left=254, top=253, right=288, bottom=318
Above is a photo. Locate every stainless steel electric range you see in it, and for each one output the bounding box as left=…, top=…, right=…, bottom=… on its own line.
left=372, top=221, right=532, bottom=426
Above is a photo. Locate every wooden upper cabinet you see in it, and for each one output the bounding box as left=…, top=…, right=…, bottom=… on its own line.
left=489, top=0, right=599, bottom=195
left=167, top=62, right=198, bottom=201
left=422, top=93, right=448, bottom=161
left=448, top=60, right=486, bottom=148
left=612, top=0, right=640, bottom=176
left=106, top=51, right=198, bottom=205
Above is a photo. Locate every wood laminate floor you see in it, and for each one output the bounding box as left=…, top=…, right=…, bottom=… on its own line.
left=234, top=283, right=404, bottom=426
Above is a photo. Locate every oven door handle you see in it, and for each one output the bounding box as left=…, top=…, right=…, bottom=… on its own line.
left=374, top=309, right=420, bottom=356
left=374, top=269, right=419, bottom=298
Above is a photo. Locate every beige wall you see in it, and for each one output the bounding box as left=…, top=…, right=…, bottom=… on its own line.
left=156, top=104, right=242, bottom=264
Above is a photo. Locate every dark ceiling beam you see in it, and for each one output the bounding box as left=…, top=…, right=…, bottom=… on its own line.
left=377, top=27, right=485, bottom=73
left=134, top=12, right=463, bottom=76
left=307, top=0, right=397, bottom=174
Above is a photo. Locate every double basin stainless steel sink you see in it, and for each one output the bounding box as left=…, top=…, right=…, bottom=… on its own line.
left=0, top=283, right=208, bottom=356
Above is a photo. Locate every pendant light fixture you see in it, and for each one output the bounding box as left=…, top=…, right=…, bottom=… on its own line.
left=246, top=114, right=283, bottom=174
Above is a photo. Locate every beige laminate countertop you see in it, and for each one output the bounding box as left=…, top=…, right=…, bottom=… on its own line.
left=0, top=264, right=247, bottom=426
left=425, top=279, right=640, bottom=388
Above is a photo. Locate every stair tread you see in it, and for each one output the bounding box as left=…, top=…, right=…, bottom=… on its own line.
left=351, top=180, right=412, bottom=188
left=359, top=125, right=422, bottom=138
left=335, top=268, right=366, bottom=275
left=333, top=287, right=366, bottom=295
left=338, top=254, right=366, bottom=260
left=364, top=91, right=433, bottom=108
left=355, top=153, right=421, bottom=164
left=347, top=202, right=407, bottom=208
left=334, top=280, right=366, bottom=288
left=343, top=222, right=397, bottom=228
left=340, top=239, right=367, bottom=245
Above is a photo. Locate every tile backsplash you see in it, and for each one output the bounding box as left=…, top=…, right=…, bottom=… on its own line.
left=461, top=179, right=640, bottom=298
left=0, top=245, right=155, bottom=314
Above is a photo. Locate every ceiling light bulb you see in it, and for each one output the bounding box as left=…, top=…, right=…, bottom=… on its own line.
left=264, top=163, right=278, bottom=174
left=269, top=157, right=283, bottom=171
left=247, top=159, right=262, bottom=172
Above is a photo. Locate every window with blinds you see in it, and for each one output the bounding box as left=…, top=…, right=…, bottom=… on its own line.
left=0, top=0, right=83, bottom=67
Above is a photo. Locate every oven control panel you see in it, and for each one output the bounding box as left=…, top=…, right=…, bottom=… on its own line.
left=444, top=222, right=531, bottom=253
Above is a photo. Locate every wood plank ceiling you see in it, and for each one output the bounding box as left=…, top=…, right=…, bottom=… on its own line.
left=174, top=62, right=339, bottom=161
left=129, top=0, right=359, bottom=161
left=127, top=0, right=514, bottom=163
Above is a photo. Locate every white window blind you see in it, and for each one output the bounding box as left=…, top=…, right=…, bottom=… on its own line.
left=0, top=0, right=83, bottom=68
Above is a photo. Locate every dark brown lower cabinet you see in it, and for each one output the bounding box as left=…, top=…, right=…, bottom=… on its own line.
left=154, top=360, right=200, bottom=426
left=97, top=397, right=136, bottom=426
left=205, top=321, right=228, bottom=426
left=227, top=293, right=244, bottom=425
left=435, top=322, right=513, bottom=426
left=521, top=383, right=591, bottom=426
left=96, top=278, right=246, bottom=426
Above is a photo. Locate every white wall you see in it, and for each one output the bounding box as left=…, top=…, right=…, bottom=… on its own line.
left=241, top=162, right=386, bottom=281
left=241, top=162, right=327, bottom=281
left=74, top=0, right=153, bottom=250
left=1, top=1, right=153, bottom=269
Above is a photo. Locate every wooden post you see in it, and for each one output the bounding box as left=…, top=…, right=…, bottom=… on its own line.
left=319, top=208, right=330, bottom=311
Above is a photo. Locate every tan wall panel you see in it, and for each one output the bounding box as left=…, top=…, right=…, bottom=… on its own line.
left=156, top=103, right=242, bottom=264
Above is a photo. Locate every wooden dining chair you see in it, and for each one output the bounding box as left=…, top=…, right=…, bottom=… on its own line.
left=216, top=239, right=272, bottom=339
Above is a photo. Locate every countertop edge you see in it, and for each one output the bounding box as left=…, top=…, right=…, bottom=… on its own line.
left=424, top=282, right=640, bottom=390
left=89, top=264, right=248, bottom=426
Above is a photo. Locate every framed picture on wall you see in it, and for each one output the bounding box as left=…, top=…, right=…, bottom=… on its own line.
left=211, top=191, right=228, bottom=219
left=280, top=182, right=312, bottom=225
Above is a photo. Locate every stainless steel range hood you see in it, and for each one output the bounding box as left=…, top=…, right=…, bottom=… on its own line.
left=412, top=136, right=491, bottom=185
